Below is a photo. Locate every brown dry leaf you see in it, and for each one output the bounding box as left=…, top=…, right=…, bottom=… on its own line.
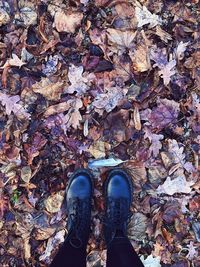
left=32, top=78, right=64, bottom=101
left=107, top=28, right=136, bottom=48
left=123, top=160, right=147, bottom=189
left=133, top=106, right=141, bottom=130
left=62, top=98, right=83, bottom=129
left=45, top=191, right=65, bottom=213
left=128, top=212, right=148, bottom=241
left=35, top=227, right=56, bottom=240
left=88, top=141, right=106, bottom=159
left=0, top=7, right=10, bottom=26
left=21, top=166, right=32, bottom=183
left=130, top=43, right=151, bottom=72
left=44, top=102, right=71, bottom=117
left=155, top=26, right=172, bottom=43
left=54, top=11, right=83, bottom=33
left=1, top=54, right=26, bottom=69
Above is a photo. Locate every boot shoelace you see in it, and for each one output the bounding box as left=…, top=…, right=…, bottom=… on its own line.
left=68, top=197, right=90, bottom=248
left=104, top=198, right=132, bottom=230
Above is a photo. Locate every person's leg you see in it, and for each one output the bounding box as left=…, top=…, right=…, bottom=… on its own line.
left=103, top=169, right=144, bottom=267
left=107, top=236, right=144, bottom=267
left=50, top=239, right=87, bottom=267
left=50, top=169, right=93, bottom=267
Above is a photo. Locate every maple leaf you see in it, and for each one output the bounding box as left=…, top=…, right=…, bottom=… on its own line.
left=140, top=255, right=161, bottom=267
left=135, top=6, right=162, bottom=28
left=167, top=139, right=195, bottom=173
left=0, top=93, right=30, bottom=119
left=157, top=175, right=195, bottom=195
left=150, top=47, right=168, bottom=69
left=62, top=99, right=83, bottom=129
left=144, top=127, right=164, bottom=157
left=54, top=11, right=83, bottom=33
left=141, top=98, right=180, bottom=131
left=92, top=87, right=127, bottom=115
left=65, top=64, right=94, bottom=95
left=158, top=59, right=176, bottom=86
left=107, top=28, right=136, bottom=49
left=24, top=132, right=47, bottom=165
left=1, top=53, right=25, bottom=68
left=32, top=78, right=64, bottom=101
left=186, top=242, right=197, bottom=260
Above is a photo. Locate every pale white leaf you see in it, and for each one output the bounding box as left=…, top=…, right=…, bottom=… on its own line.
left=88, top=158, right=126, bottom=169
left=140, top=255, right=161, bottom=267
left=157, top=176, right=195, bottom=195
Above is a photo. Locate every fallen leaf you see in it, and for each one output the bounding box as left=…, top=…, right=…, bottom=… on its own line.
left=157, top=176, right=195, bottom=195
left=135, top=6, right=162, bottom=28
left=62, top=98, right=83, bottom=129
left=21, top=166, right=32, bottom=183
left=186, top=241, right=197, bottom=260
left=192, top=222, right=200, bottom=242
left=24, top=132, right=47, bottom=165
left=92, top=87, right=127, bottom=114
left=130, top=43, right=151, bottom=72
left=1, top=54, right=26, bottom=68
left=0, top=93, right=30, bottom=119
left=158, top=59, right=176, bottom=86
left=107, top=28, right=136, bottom=48
left=35, top=227, right=56, bottom=241
left=45, top=191, right=65, bottom=213
left=39, top=230, right=65, bottom=262
left=133, top=106, right=142, bottom=130
left=0, top=7, right=10, bottom=26
left=54, top=11, right=83, bottom=33
left=140, top=255, right=161, bottom=267
left=32, top=78, right=64, bottom=101
left=128, top=212, right=148, bottom=241
left=144, top=127, right=164, bottom=157
left=88, top=158, right=125, bottom=169
left=15, top=7, right=37, bottom=26
left=44, top=102, right=71, bottom=117
left=88, top=141, right=106, bottom=159
left=66, top=64, right=94, bottom=95
left=123, top=160, right=147, bottom=189
left=141, top=98, right=180, bottom=131
left=176, top=41, right=189, bottom=61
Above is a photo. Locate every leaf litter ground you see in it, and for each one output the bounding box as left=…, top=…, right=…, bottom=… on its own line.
left=0, top=0, right=199, bottom=266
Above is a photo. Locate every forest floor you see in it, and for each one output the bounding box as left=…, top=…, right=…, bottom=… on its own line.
left=0, top=0, right=199, bottom=266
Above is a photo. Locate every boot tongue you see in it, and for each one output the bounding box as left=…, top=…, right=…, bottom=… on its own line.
left=70, top=236, right=82, bottom=248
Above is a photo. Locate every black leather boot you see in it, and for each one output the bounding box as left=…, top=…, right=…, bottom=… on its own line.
left=65, top=169, right=93, bottom=248
left=103, top=169, right=133, bottom=246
